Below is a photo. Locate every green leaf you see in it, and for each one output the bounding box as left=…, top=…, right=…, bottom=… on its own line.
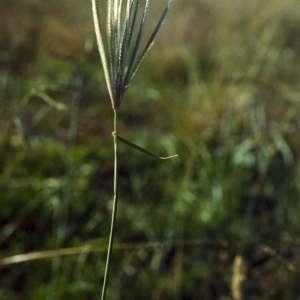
left=116, top=135, right=178, bottom=159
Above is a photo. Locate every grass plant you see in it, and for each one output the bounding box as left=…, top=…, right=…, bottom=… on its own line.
left=91, top=0, right=176, bottom=298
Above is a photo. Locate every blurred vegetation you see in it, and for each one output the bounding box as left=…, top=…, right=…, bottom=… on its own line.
left=1, top=0, right=300, bottom=299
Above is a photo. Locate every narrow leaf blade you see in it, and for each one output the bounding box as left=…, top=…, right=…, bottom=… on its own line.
left=117, top=135, right=178, bottom=159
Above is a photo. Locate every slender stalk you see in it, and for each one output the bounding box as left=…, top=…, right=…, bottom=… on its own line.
left=101, top=109, right=118, bottom=300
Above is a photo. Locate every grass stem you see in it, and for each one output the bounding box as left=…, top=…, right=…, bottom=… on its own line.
left=101, top=109, right=118, bottom=300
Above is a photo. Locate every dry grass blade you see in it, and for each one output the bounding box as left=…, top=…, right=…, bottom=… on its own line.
left=0, top=239, right=219, bottom=267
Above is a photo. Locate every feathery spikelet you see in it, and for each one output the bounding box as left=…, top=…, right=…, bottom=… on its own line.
left=91, top=0, right=172, bottom=110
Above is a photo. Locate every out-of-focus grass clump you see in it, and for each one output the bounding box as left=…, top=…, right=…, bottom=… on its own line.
left=1, top=0, right=300, bottom=299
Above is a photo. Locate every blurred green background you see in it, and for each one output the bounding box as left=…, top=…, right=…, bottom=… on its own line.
left=1, top=0, right=300, bottom=299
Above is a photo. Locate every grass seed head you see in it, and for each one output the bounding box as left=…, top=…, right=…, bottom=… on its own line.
left=92, top=0, right=172, bottom=110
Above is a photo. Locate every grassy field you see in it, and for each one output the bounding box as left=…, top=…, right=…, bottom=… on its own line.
left=1, top=0, right=300, bottom=299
